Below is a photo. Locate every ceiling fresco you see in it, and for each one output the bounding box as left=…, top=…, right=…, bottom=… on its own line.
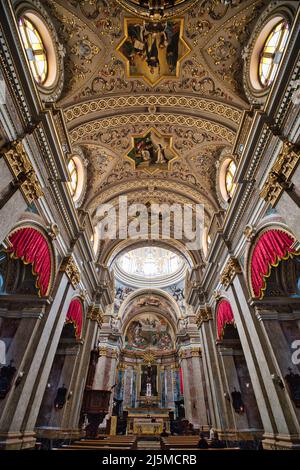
left=41, top=0, right=269, bottom=261
left=117, top=17, right=191, bottom=86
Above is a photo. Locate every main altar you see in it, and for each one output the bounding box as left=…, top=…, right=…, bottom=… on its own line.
left=125, top=407, right=170, bottom=435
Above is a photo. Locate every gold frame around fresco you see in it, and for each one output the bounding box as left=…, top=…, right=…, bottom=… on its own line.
left=116, top=17, right=191, bottom=87
left=124, top=126, right=179, bottom=175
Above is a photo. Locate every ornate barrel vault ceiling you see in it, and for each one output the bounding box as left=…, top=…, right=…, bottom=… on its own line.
left=42, top=0, right=269, bottom=260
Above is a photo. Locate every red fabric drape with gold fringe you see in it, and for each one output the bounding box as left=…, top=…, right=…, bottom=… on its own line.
left=217, top=300, right=234, bottom=340
left=66, top=299, right=83, bottom=340
left=251, top=229, right=298, bottom=299
left=8, top=227, right=52, bottom=297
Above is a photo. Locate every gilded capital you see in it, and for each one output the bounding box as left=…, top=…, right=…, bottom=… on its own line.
left=87, top=303, right=104, bottom=327
left=260, top=142, right=300, bottom=207
left=220, top=257, right=242, bottom=289
left=60, top=255, right=81, bottom=288
left=195, top=305, right=212, bottom=328
left=2, top=140, right=43, bottom=205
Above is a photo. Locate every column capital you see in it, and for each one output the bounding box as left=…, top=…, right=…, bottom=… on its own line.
left=260, top=141, right=300, bottom=207
left=220, top=257, right=242, bottom=289
left=98, top=346, right=119, bottom=359
left=1, top=140, right=43, bottom=205
left=60, top=255, right=81, bottom=288
left=178, top=347, right=202, bottom=359
left=87, top=303, right=104, bottom=327
left=195, top=305, right=212, bottom=328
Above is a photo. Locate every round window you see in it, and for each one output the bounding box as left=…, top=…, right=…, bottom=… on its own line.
left=258, top=20, right=289, bottom=88
left=18, top=16, right=48, bottom=85
left=225, top=160, right=237, bottom=199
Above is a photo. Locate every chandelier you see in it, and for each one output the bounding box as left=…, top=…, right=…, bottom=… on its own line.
left=116, top=0, right=199, bottom=20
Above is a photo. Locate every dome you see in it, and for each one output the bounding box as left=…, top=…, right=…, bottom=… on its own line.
left=114, top=246, right=186, bottom=287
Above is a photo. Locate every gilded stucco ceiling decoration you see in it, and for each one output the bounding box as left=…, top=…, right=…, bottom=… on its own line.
left=64, top=95, right=242, bottom=128
left=116, top=17, right=191, bottom=86
left=69, top=114, right=235, bottom=146
left=41, top=0, right=271, bottom=242
left=88, top=179, right=217, bottom=221
left=203, top=0, right=269, bottom=96
left=189, top=145, right=227, bottom=191
left=80, top=144, right=116, bottom=203
left=115, top=0, right=199, bottom=20
left=43, top=0, right=266, bottom=105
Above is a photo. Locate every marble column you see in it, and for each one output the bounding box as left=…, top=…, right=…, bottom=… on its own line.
left=198, top=310, right=229, bottom=433
left=179, top=347, right=208, bottom=430
left=217, top=342, right=263, bottom=440
left=63, top=313, right=100, bottom=436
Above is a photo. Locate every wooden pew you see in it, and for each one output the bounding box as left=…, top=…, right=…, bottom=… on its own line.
left=68, top=436, right=137, bottom=450
left=161, top=436, right=200, bottom=450
left=56, top=445, right=131, bottom=451
left=169, top=447, right=240, bottom=451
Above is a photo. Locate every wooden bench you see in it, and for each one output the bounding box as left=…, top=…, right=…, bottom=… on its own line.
left=56, top=445, right=131, bottom=451
left=169, top=447, right=240, bottom=451
left=161, top=437, right=200, bottom=450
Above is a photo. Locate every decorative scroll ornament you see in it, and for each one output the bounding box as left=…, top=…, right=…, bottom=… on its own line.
left=260, top=142, right=300, bottom=207
left=195, top=306, right=212, bottom=328
left=87, top=303, right=104, bottom=327
left=2, top=140, right=43, bottom=204
left=220, top=257, right=242, bottom=289
left=60, top=255, right=80, bottom=288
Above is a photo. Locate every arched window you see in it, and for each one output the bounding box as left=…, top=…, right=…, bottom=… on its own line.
left=258, top=20, right=289, bottom=88
left=18, top=16, right=48, bottom=85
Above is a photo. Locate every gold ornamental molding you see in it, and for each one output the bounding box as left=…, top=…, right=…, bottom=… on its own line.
left=69, top=113, right=235, bottom=144
left=64, top=95, right=242, bottom=126
left=1, top=140, right=43, bottom=205
left=87, top=303, right=104, bottom=327
left=88, top=179, right=217, bottom=215
left=260, top=142, right=300, bottom=207
left=195, top=306, right=212, bottom=328
left=220, top=257, right=242, bottom=289
left=60, top=255, right=81, bottom=288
